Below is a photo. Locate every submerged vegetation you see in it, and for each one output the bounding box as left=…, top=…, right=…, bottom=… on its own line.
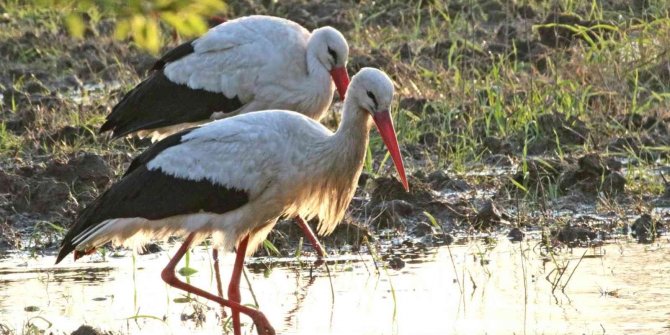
left=0, top=0, right=669, bottom=334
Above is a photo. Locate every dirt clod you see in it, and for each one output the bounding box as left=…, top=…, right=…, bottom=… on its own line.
left=18, top=179, right=69, bottom=213
left=138, top=242, right=162, bottom=255
left=426, top=170, right=469, bottom=192
left=0, top=221, right=21, bottom=250
left=371, top=200, right=414, bottom=229
left=412, top=222, right=437, bottom=237
left=0, top=171, right=29, bottom=196
left=388, top=257, right=405, bottom=270
left=47, top=125, right=94, bottom=145
left=554, top=225, right=597, bottom=246
left=602, top=172, right=626, bottom=195
left=321, top=219, right=372, bottom=248
left=538, top=112, right=589, bottom=146
left=507, top=228, right=524, bottom=242
left=45, top=153, right=113, bottom=188
left=474, top=200, right=510, bottom=229
left=483, top=136, right=514, bottom=155
left=71, top=325, right=119, bottom=335
left=370, top=176, right=433, bottom=206
left=631, top=214, right=662, bottom=244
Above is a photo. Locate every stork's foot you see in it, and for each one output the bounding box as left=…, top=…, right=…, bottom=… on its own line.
left=248, top=312, right=274, bottom=335
left=162, top=234, right=275, bottom=335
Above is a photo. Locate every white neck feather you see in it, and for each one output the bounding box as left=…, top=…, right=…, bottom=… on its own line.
left=294, top=44, right=333, bottom=120
left=294, top=97, right=371, bottom=235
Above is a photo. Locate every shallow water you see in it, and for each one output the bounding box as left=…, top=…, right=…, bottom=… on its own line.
left=0, top=238, right=669, bottom=335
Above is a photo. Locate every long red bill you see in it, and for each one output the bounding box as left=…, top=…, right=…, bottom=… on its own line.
left=372, top=109, right=409, bottom=191
left=329, top=66, right=350, bottom=100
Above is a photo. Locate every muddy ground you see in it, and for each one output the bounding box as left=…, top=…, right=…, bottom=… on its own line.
left=0, top=0, right=669, bottom=268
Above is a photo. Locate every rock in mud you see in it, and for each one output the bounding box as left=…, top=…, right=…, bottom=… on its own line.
left=507, top=227, right=525, bottom=242
left=45, top=153, right=113, bottom=188
left=474, top=200, right=511, bottom=229
left=631, top=214, right=662, bottom=244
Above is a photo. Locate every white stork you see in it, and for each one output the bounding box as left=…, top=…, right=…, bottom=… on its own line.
left=102, top=14, right=350, bottom=261
left=101, top=15, right=350, bottom=140
left=56, top=68, right=407, bottom=335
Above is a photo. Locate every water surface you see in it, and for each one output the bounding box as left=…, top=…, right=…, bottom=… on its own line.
left=1, top=238, right=668, bottom=334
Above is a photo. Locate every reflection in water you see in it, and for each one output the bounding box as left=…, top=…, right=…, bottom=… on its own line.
left=0, top=239, right=669, bottom=334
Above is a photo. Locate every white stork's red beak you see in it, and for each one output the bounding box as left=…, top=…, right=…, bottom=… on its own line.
left=330, top=67, right=350, bottom=100
left=372, top=109, right=409, bottom=192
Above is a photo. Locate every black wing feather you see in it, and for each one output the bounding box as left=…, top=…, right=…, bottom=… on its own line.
left=56, top=144, right=248, bottom=264
left=151, top=39, right=196, bottom=71
left=100, top=71, right=244, bottom=138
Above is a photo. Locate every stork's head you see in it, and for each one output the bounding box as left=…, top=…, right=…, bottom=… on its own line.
left=348, top=68, right=408, bottom=192
left=310, top=27, right=350, bottom=100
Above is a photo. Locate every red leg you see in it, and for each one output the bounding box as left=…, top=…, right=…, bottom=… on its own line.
left=161, top=233, right=274, bottom=335
left=228, top=236, right=250, bottom=335
left=294, top=216, right=326, bottom=259
left=212, top=248, right=227, bottom=319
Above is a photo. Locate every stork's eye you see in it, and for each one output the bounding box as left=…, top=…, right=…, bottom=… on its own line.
left=327, top=47, right=338, bottom=64
left=366, top=91, right=378, bottom=109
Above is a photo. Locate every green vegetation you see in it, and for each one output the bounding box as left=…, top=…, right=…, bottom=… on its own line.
left=16, top=0, right=226, bottom=53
